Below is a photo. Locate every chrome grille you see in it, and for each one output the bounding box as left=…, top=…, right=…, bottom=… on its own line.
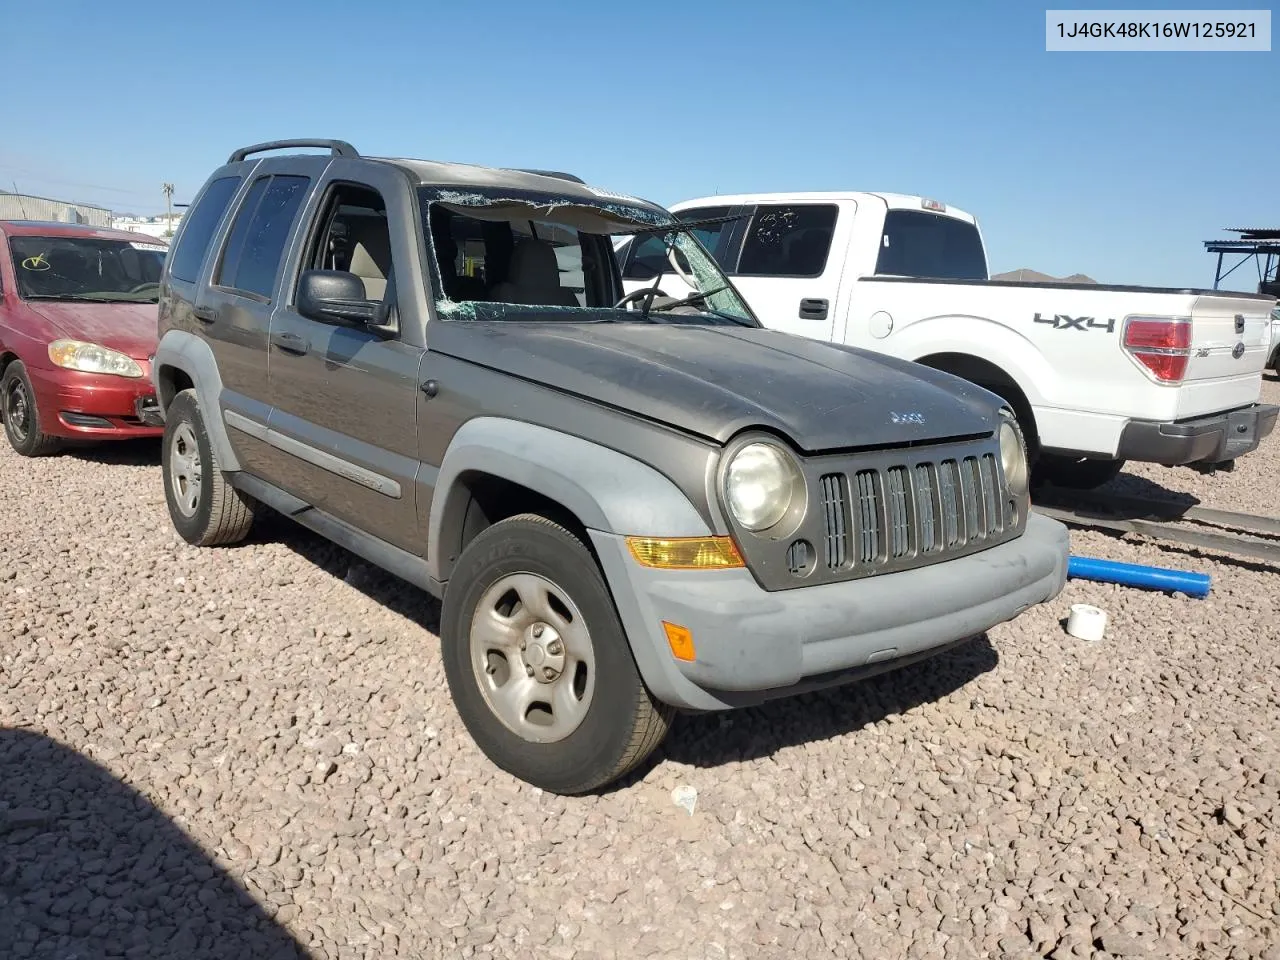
left=819, top=452, right=1004, bottom=574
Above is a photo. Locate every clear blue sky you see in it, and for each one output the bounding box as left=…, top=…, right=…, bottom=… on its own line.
left=2, top=0, right=1275, bottom=288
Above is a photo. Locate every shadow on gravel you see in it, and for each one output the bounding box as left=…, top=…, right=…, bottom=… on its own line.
left=0, top=729, right=310, bottom=960
left=656, top=634, right=999, bottom=771
left=260, top=512, right=441, bottom=632
left=63, top=438, right=162, bottom=467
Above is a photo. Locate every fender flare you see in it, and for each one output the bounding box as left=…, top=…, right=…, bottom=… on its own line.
left=152, top=329, right=241, bottom=471
left=427, top=416, right=712, bottom=583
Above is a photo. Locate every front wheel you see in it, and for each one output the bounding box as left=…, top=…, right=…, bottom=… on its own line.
left=440, top=514, right=673, bottom=794
left=161, top=389, right=256, bottom=546
left=2, top=361, right=60, bottom=457
left=1033, top=453, right=1125, bottom=491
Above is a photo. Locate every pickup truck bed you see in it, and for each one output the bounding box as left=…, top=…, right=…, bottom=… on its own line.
left=616, top=191, right=1278, bottom=486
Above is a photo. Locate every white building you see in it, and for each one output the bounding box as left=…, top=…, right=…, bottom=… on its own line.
left=110, top=214, right=182, bottom=238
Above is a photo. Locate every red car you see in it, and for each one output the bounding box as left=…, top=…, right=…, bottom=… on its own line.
left=0, top=221, right=167, bottom=456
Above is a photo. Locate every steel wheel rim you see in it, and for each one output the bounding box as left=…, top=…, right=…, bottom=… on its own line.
left=5, top=379, right=30, bottom=441
left=469, top=571, right=596, bottom=744
left=169, top=423, right=203, bottom=517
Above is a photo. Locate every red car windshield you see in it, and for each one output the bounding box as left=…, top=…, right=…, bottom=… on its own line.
left=8, top=235, right=167, bottom=302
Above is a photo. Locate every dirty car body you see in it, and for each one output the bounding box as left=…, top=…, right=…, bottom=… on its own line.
left=152, top=140, right=1069, bottom=793
left=0, top=221, right=167, bottom=455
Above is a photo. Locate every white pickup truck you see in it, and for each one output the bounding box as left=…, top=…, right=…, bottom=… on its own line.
left=614, top=192, right=1279, bottom=489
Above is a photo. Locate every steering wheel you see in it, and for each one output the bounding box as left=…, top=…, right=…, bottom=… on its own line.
left=666, top=246, right=697, bottom=289
left=613, top=287, right=669, bottom=310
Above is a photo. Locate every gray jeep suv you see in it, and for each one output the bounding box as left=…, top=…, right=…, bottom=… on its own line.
left=153, top=139, right=1069, bottom=793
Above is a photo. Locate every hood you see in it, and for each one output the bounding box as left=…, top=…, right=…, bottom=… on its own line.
left=430, top=320, right=1002, bottom=452
left=24, top=301, right=159, bottom=360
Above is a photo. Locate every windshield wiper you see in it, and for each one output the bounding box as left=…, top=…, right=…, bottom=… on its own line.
left=646, top=285, right=757, bottom=327
left=24, top=293, right=156, bottom=303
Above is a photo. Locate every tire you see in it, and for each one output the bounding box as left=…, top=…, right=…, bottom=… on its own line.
left=1, top=361, right=60, bottom=457
left=1033, top=453, right=1125, bottom=491
left=440, top=513, right=673, bottom=794
left=161, top=388, right=256, bottom=546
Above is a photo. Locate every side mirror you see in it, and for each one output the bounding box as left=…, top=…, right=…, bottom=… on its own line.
left=297, top=269, right=385, bottom=327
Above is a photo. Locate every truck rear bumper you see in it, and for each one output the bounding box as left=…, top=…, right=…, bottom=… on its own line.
left=1115, top=402, right=1279, bottom=466
left=590, top=512, right=1069, bottom=712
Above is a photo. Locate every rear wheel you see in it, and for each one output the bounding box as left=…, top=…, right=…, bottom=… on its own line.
left=1033, top=453, right=1125, bottom=491
left=440, top=514, right=673, bottom=794
left=162, top=389, right=256, bottom=546
left=1, top=361, right=60, bottom=457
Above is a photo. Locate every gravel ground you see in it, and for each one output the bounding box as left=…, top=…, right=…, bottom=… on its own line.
left=2, top=376, right=1278, bottom=960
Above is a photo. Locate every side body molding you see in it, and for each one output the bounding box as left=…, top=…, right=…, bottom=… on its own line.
left=152, top=329, right=241, bottom=471
left=427, top=416, right=714, bottom=583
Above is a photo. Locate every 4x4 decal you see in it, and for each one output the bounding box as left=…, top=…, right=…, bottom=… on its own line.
left=1033, top=312, right=1117, bottom=333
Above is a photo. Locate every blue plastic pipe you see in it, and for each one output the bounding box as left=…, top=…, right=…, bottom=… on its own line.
left=1067, top=554, right=1211, bottom=598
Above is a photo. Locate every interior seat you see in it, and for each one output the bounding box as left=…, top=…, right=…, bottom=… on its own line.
left=488, top=239, right=578, bottom=307
left=345, top=217, right=393, bottom=300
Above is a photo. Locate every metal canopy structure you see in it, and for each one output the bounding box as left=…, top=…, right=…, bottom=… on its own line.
left=1204, top=227, right=1280, bottom=296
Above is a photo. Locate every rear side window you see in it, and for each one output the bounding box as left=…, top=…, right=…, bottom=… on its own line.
left=875, top=210, right=988, bottom=281
left=167, top=176, right=241, bottom=283
left=622, top=206, right=738, bottom=279
left=216, top=174, right=311, bottom=300
left=737, top=204, right=838, bottom=278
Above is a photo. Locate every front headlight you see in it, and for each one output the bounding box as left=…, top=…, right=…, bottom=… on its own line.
left=48, top=340, right=144, bottom=378
left=999, top=416, right=1029, bottom=498
left=724, top=441, right=806, bottom=532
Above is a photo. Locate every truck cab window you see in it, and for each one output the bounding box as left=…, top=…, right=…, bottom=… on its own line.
left=622, top=205, right=737, bottom=279
left=737, top=204, right=837, bottom=278
left=875, top=210, right=988, bottom=281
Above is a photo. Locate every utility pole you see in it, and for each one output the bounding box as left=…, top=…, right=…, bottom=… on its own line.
left=162, top=182, right=175, bottom=237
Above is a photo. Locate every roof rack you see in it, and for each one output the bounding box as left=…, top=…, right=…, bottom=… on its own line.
left=514, top=168, right=586, bottom=184
left=228, top=139, right=360, bottom=163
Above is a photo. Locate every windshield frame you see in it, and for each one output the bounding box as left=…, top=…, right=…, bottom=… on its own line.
left=7, top=233, right=168, bottom=303
left=416, top=185, right=761, bottom=328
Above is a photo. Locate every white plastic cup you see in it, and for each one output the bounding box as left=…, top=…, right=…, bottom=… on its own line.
left=1066, top=603, right=1108, bottom=642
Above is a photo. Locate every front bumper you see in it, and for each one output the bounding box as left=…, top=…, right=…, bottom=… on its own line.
left=590, top=512, right=1069, bottom=712
left=28, top=366, right=164, bottom=439
left=1115, top=402, right=1279, bottom=466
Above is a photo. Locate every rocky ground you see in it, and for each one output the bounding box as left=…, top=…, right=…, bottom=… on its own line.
left=1, top=377, right=1278, bottom=960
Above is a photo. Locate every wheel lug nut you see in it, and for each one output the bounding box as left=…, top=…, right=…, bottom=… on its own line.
left=525, top=664, right=534, bottom=677
left=546, top=640, right=562, bottom=656
left=533, top=625, right=544, bottom=638
left=543, top=667, right=556, bottom=680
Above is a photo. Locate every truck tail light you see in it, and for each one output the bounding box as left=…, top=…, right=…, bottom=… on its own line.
left=1123, top=317, right=1191, bottom=383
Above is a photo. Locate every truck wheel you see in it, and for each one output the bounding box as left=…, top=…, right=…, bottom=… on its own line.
left=1033, top=454, right=1125, bottom=491
left=2, top=361, right=60, bottom=457
left=161, top=389, right=256, bottom=546
left=441, top=513, right=674, bottom=794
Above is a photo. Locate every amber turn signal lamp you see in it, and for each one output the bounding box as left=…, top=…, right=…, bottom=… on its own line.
left=625, top=536, right=745, bottom=569
left=662, top=621, right=696, bottom=662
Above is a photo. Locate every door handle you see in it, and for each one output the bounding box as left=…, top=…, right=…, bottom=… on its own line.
left=799, top=298, right=829, bottom=320
left=193, top=305, right=216, bottom=324
left=270, top=332, right=310, bottom=355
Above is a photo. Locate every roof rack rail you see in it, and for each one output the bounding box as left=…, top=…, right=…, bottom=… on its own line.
left=228, top=139, right=360, bottom=163
left=514, top=168, right=586, bottom=184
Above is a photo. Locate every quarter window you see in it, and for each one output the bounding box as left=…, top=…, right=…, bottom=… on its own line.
left=216, top=175, right=311, bottom=300
left=167, top=175, right=241, bottom=283
left=737, top=204, right=838, bottom=278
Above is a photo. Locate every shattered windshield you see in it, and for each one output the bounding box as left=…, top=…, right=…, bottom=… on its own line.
left=8, top=235, right=167, bottom=302
left=419, top=188, right=757, bottom=327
